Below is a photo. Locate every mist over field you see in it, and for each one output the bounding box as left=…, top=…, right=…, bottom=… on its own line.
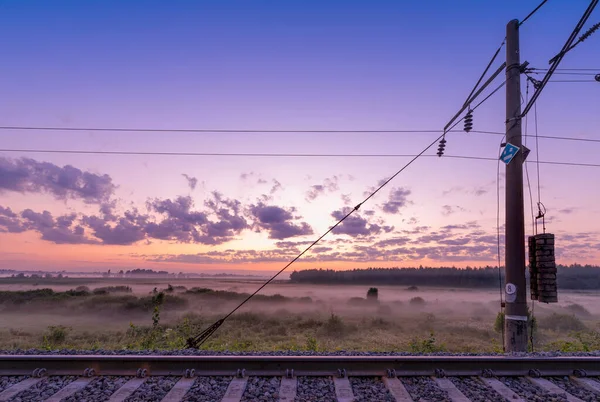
left=0, top=275, right=598, bottom=353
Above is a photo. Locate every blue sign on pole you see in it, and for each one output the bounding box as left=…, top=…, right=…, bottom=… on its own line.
left=500, top=143, right=520, bottom=165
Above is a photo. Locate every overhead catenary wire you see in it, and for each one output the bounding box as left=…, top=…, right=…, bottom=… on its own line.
left=519, top=0, right=549, bottom=26
left=520, top=0, right=599, bottom=119
left=2, top=148, right=600, bottom=168
left=185, top=129, right=452, bottom=348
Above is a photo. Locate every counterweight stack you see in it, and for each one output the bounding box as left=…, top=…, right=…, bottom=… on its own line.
left=528, top=233, right=557, bottom=303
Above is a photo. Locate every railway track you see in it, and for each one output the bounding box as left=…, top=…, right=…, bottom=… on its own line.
left=0, top=355, right=599, bottom=401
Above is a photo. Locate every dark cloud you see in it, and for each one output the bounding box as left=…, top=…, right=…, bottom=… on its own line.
left=558, top=208, right=576, bottom=214
left=382, top=187, right=411, bottom=214
left=0, top=206, right=27, bottom=233
left=0, top=157, right=115, bottom=203
left=20, top=209, right=96, bottom=244
left=331, top=208, right=383, bottom=237
left=82, top=212, right=146, bottom=245
left=249, top=202, right=313, bottom=239
left=145, top=193, right=248, bottom=244
left=0, top=206, right=17, bottom=218
left=182, top=174, right=198, bottom=190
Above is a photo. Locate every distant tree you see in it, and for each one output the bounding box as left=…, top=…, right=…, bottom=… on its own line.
left=366, top=287, right=378, bottom=301
left=45, top=273, right=53, bottom=279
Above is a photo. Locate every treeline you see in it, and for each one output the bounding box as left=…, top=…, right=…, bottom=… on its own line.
left=289, top=264, right=600, bottom=290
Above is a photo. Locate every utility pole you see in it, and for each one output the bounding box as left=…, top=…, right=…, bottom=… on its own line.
left=504, top=19, right=528, bottom=352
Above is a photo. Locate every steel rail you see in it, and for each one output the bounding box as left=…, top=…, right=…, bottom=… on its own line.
left=0, top=355, right=598, bottom=377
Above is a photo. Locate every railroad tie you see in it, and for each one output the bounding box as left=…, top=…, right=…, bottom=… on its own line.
left=431, top=377, right=470, bottom=402
left=526, top=377, right=584, bottom=402
left=333, top=376, right=354, bottom=402
left=44, top=377, right=93, bottom=402
left=0, top=377, right=44, bottom=402
left=477, top=377, right=525, bottom=401
left=108, top=377, right=147, bottom=402
left=278, top=376, right=297, bottom=402
left=382, top=377, right=413, bottom=401
left=570, top=376, right=600, bottom=396
left=221, top=376, right=247, bottom=402
left=161, top=377, right=196, bottom=402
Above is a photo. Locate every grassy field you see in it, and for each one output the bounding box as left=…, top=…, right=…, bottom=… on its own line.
left=0, top=277, right=598, bottom=353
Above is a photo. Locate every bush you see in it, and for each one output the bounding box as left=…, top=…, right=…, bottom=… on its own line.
left=564, top=304, right=591, bottom=317
left=539, top=313, right=586, bottom=332
left=406, top=286, right=419, bottom=291
left=367, top=287, right=378, bottom=301
left=322, top=313, right=345, bottom=336
left=93, top=286, right=132, bottom=295
left=42, top=325, right=69, bottom=348
left=409, top=332, right=445, bottom=353
left=409, top=297, right=426, bottom=306
left=347, top=297, right=366, bottom=306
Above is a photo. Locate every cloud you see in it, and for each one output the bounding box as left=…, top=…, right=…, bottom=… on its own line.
left=381, top=187, right=411, bottom=214
left=82, top=211, right=146, bottom=245
left=441, top=205, right=466, bottom=216
left=145, top=193, right=248, bottom=245
left=0, top=157, right=115, bottom=203
left=558, top=207, right=576, bottom=214
left=182, top=174, right=198, bottom=190
left=20, top=209, right=97, bottom=244
left=305, top=176, right=340, bottom=201
left=341, top=194, right=352, bottom=205
left=331, top=207, right=384, bottom=237
left=0, top=206, right=27, bottom=233
left=270, top=179, right=283, bottom=195
left=249, top=202, right=313, bottom=239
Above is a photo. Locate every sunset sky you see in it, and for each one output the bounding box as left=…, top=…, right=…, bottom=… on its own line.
left=1, top=0, right=599, bottom=274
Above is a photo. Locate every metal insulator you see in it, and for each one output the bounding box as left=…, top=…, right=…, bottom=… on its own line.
left=464, top=110, right=473, bottom=133
left=437, top=138, right=446, bottom=157
left=595, top=74, right=600, bottom=82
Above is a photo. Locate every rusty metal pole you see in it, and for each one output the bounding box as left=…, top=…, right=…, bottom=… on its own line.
left=504, top=19, right=528, bottom=352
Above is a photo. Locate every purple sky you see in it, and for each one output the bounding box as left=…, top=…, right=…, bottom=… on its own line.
left=1, top=0, right=599, bottom=273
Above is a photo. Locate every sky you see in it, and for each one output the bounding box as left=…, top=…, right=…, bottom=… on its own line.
left=1, top=0, right=599, bottom=273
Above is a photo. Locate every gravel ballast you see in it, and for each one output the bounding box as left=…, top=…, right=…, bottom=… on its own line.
left=500, top=376, right=568, bottom=402
left=62, top=376, right=130, bottom=402
left=294, top=376, right=336, bottom=402
left=240, top=376, right=280, bottom=402
left=0, top=376, right=27, bottom=393
left=547, top=377, right=600, bottom=402
left=449, top=377, right=506, bottom=402
left=7, top=375, right=77, bottom=401
left=350, top=377, right=395, bottom=402
left=182, top=376, right=232, bottom=402
left=400, top=376, right=451, bottom=402
left=124, top=376, right=179, bottom=402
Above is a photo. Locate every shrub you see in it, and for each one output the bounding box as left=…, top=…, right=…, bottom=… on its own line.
left=409, top=332, right=445, bottom=353
left=564, top=304, right=591, bottom=317
left=539, top=313, right=586, bottom=332
left=322, top=313, right=345, bottom=336
left=305, top=336, right=319, bottom=352
left=406, top=286, right=419, bottom=291
left=367, top=287, right=378, bottom=301
left=93, top=286, right=132, bottom=295
left=42, top=325, right=70, bottom=348
left=347, top=297, right=366, bottom=306
left=409, top=297, right=426, bottom=306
